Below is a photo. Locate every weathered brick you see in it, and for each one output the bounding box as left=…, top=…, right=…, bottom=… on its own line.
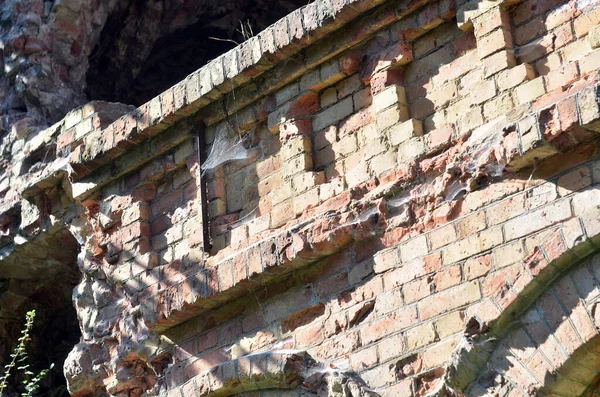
left=429, top=224, right=457, bottom=250
left=351, top=346, right=378, bottom=371
left=578, top=85, right=600, bottom=131
left=372, top=86, right=408, bottom=113
left=545, top=62, right=579, bottom=91
left=403, top=277, right=433, bottom=304
left=406, top=322, right=437, bottom=351
left=443, top=227, right=503, bottom=265
left=16, top=3, right=600, bottom=394
left=515, top=77, right=546, bottom=105
left=477, top=28, right=513, bottom=59
left=493, top=241, right=526, bottom=269
left=504, top=200, right=572, bottom=241
left=580, top=48, right=600, bottom=75
left=429, top=82, right=458, bottom=109
left=360, top=306, right=418, bottom=344
left=426, top=124, right=454, bottom=150
left=434, top=265, right=462, bottom=291
left=473, top=6, right=510, bottom=37
left=458, top=106, right=484, bottom=134
left=397, top=137, right=426, bottom=163
left=483, top=50, right=516, bottom=77
left=400, top=235, right=428, bottom=262
left=456, top=211, right=487, bottom=239
left=557, top=167, right=592, bottom=196
left=271, top=200, right=294, bottom=228
left=572, top=189, right=600, bottom=239
left=312, top=96, right=353, bottom=132
left=419, top=281, right=481, bottom=320
left=483, top=92, right=515, bottom=120
left=370, top=151, right=397, bottom=176
left=497, top=64, right=536, bottom=91
left=590, top=26, right=600, bottom=49
left=374, top=249, right=400, bottom=273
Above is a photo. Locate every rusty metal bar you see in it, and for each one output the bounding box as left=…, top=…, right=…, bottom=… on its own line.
left=191, top=120, right=211, bottom=253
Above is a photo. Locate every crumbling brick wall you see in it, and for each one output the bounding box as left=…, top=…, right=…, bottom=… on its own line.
left=2, top=0, right=600, bottom=396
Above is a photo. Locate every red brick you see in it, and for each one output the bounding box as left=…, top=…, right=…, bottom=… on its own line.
left=418, top=2, right=443, bottom=30
left=452, top=31, right=476, bottom=55
left=557, top=95, right=579, bottom=131
left=184, top=349, right=229, bottom=378
left=132, top=183, right=157, bottom=202
left=434, top=265, right=462, bottom=291
left=57, top=128, right=75, bottom=152
left=340, top=50, right=362, bottom=75
left=544, top=62, right=579, bottom=92
left=351, top=346, right=378, bottom=371
left=296, top=322, right=324, bottom=347
left=339, top=108, right=373, bottom=136
left=512, top=0, right=563, bottom=25
left=403, top=277, right=433, bottom=304
left=523, top=247, right=549, bottom=277
left=122, top=202, right=150, bottom=226
left=152, top=190, right=183, bottom=216
left=121, top=221, right=150, bottom=243
left=514, top=16, right=545, bottom=46
left=315, top=272, right=348, bottom=298
left=282, top=304, right=326, bottom=333
left=242, top=313, right=263, bottom=332
left=369, top=69, right=404, bottom=95
left=313, top=331, right=360, bottom=360
left=197, top=330, right=218, bottom=353
left=219, top=321, right=242, bottom=344
left=360, top=306, right=418, bottom=344
left=426, top=124, right=454, bottom=151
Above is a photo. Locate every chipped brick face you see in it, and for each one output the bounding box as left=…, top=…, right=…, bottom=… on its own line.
left=3, top=0, right=600, bottom=396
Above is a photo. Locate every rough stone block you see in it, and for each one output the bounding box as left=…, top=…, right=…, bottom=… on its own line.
left=578, top=85, right=600, bottom=132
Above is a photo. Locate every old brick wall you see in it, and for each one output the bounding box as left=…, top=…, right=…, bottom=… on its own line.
left=2, top=0, right=600, bottom=396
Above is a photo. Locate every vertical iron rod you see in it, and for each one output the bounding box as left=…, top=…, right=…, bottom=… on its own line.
left=194, top=122, right=211, bottom=253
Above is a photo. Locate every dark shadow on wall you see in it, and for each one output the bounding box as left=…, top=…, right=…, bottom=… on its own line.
left=0, top=228, right=81, bottom=397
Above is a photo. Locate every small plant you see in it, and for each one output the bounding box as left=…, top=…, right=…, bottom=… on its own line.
left=0, top=310, right=54, bottom=397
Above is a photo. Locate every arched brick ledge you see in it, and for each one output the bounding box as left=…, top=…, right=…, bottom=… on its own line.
left=461, top=251, right=600, bottom=396
left=169, top=351, right=379, bottom=396
left=443, top=186, right=600, bottom=395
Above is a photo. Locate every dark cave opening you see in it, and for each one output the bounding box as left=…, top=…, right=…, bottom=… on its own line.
left=0, top=231, right=81, bottom=397
left=86, top=0, right=309, bottom=106
left=110, top=18, right=240, bottom=106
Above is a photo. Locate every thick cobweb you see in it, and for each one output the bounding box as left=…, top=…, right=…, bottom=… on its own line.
left=200, top=125, right=250, bottom=176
